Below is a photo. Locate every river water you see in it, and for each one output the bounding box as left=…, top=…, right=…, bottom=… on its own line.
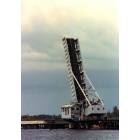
left=21, top=129, right=119, bottom=140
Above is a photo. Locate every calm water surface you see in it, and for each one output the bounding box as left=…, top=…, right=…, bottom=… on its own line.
left=21, top=129, right=119, bottom=140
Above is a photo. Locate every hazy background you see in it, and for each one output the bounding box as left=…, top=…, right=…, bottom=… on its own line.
left=21, top=0, right=118, bottom=115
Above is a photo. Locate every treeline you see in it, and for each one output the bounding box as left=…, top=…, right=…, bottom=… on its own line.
left=106, top=106, right=119, bottom=120
left=21, top=114, right=61, bottom=121
left=21, top=106, right=119, bottom=121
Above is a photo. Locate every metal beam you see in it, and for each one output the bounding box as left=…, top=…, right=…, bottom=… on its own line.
left=71, top=70, right=91, bottom=106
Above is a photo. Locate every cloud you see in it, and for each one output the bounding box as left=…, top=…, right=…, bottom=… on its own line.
left=22, top=0, right=118, bottom=30
left=22, top=45, right=65, bottom=71
left=22, top=20, right=118, bottom=71
left=22, top=44, right=48, bottom=61
left=22, top=0, right=118, bottom=72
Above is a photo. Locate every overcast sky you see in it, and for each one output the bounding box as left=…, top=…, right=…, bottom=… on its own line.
left=21, top=0, right=118, bottom=115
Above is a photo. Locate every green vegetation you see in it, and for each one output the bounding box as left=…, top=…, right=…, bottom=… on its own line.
left=106, top=106, right=119, bottom=120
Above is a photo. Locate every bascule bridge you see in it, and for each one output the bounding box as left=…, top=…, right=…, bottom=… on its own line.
left=61, top=38, right=107, bottom=121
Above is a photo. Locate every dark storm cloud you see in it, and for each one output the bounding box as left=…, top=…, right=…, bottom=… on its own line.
left=22, top=18, right=118, bottom=71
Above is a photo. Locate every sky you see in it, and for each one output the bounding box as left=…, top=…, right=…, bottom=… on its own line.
left=21, top=0, right=118, bottom=115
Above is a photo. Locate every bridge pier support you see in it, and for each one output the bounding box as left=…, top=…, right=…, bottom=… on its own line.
left=68, top=123, right=73, bottom=129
